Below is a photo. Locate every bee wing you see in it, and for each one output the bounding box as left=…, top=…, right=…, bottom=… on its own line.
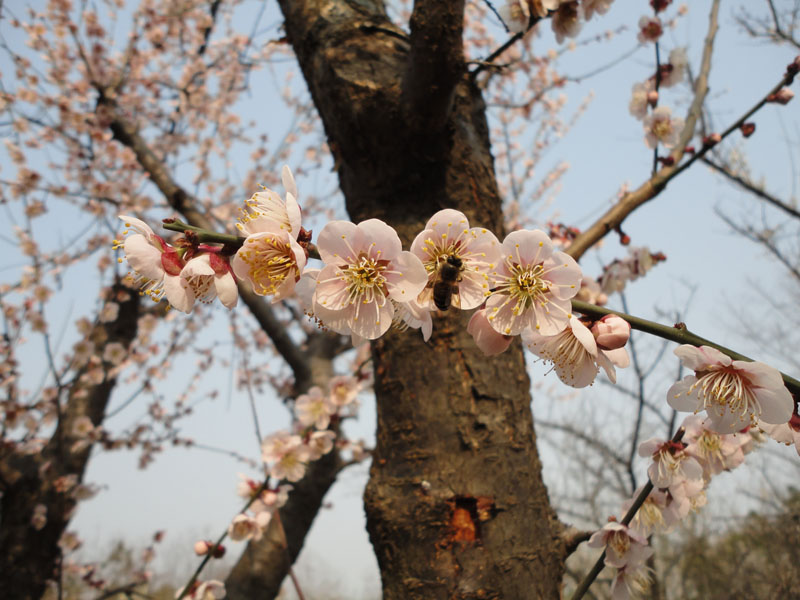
left=417, top=284, right=435, bottom=308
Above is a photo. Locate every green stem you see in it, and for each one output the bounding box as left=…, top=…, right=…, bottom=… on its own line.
left=162, top=219, right=244, bottom=245
left=571, top=300, right=800, bottom=396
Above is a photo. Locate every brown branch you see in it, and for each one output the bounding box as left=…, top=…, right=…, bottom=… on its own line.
left=402, top=0, right=466, bottom=132
left=562, top=527, right=594, bottom=557
left=566, top=0, right=721, bottom=261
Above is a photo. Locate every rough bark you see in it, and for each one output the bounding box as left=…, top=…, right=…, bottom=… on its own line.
left=278, top=1, right=567, bottom=597
left=0, top=282, right=141, bottom=600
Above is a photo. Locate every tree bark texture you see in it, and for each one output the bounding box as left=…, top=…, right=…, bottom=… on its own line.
left=278, top=1, right=567, bottom=597
left=0, top=282, right=141, bottom=600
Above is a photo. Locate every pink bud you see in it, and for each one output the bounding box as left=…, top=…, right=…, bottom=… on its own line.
left=646, top=90, right=659, bottom=106
left=767, top=88, right=794, bottom=105
left=194, top=541, right=209, bottom=556
left=591, top=315, right=631, bottom=350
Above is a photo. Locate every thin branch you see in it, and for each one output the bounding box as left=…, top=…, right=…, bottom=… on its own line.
left=566, top=0, right=721, bottom=260
left=702, top=156, right=800, bottom=221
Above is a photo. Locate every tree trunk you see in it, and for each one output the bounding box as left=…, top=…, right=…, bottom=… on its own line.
left=278, top=1, right=567, bottom=597
left=0, top=282, right=141, bottom=600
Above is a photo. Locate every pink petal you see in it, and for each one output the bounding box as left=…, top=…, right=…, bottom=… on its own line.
left=357, top=219, right=402, bottom=260
left=317, top=220, right=362, bottom=264
left=215, top=272, right=239, bottom=309
left=124, top=235, right=164, bottom=281
left=163, top=275, right=195, bottom=313
left=385, top=251, right=429, bottom=301
left=666, top=376, right=699, bottom=412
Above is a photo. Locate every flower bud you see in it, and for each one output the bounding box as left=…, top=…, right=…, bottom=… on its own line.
left=767, top=88, right=794, bottom=105
left=646, top=90, right=659, bottom=106
left=591, top=315, right=631, bottom=350
left=194, top=541, right=209, bottom=556
left=740, top=122, right=755, bottom=138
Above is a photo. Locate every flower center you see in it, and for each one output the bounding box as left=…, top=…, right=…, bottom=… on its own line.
left=239, top=234, right=297, bottom=295
left=692, top=367, right=761, bottom=424
left=652, top=118, right=672, bottom=139
left=343, top=255, right=388, bottom=306
left=609, top=531, right=631, bottom=557
left=497, top=259, right=549, bottom=315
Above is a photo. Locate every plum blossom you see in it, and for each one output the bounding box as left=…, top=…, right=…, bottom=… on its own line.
left=181, top=253, right=238, bottom=309
left=329, top=375, right=359, bottom=407
left=262, top=431, right=311, bottom=482
left=295, top=386, right=336, bottom=430
left=410, top=209, right=500, bottom=311
left=610, top=564, right=652, bottom=600
left=498, top=0, right=559, bottom=32
left=392, top=298, right=433, bottom=341
left=643, top=106, right=684, bottom=149
left=313, top=219, right=428, bottom=340
left=587, top=521, right=652, bottom=569
left=682, top=414, right=747, bottom=480
left=467, top=307, right=513, bottom=356
left=552, top=2, right=581, bottom=44
left=660, top=47, right=688, bottom=87
left=307, top=430, right=336, bottom=460
left=522, top=317, right=629, bottom=387
left=639, top=437, right=703, bottom=492
left=667, top=345, right=793, bottom=432
left=623, top=488, right=678, bottom=536
left=227, top=513, right=269, bottom=542
left=637, top=15, right=662, bottom=44
left=486, top=229, right=582, bottom=336
left=582, top=0, right=614, bottom=21
left=497, top=0, right=530, bottom=33
left=232, top=224, right=306, bottom=302
left=628, top=80, right=655, bottom=120
left=116, top=216, right=194, bottom=312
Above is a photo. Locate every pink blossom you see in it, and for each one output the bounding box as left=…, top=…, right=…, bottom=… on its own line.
left=262, top=431, right=311, bottom=482
left=643, top=106, right=684, bottom=149
left=682, top=414, right=747, bottom=480
left=660, top=47, right=688, bottom=87
left=295, top=386, right=336, bottom=430
left=236, top=168, right=302, bottom=239
left=486, top=229, right=582, bottom=336
left=410, top=209, right=501, bottom=311
left=232, top=231, right=306, bottom=301
left=638, top=437, right=703, bottom=492
left=228, top=513, right=265, bottom=542
left=117, top=216, right=194, bottom=312
left=591, top=314, right=630, bottom=350
left=587, top=521, right=652, bottom=569
left=328, top=375, right=359, bottom=407
left=497, top=0, right=530, bottom=33
left=181, top=253, right=238, bottom=309
left=307, top=430, right=336, bottom=460
left=467, top=307, right=513, bottom=356
left=623, top=487, right=678, bottom=536
left=610, top=564, right=652, bottom=600
left=668, top=345, right=793, bottom=432
left=313, top=219, right=428, bottom=340
left=523, top=317, right=629, bottom=387
left=767, top=88, right=794, bottom=105
left=637, top=15, right=663, bottom=44
left=552, top=2, right=581, bottom=44
left=582, top=0, right=614, bottom=21
left=628, top=80, right=654, bottom=121
left=392, top=298, right=433, bottom=341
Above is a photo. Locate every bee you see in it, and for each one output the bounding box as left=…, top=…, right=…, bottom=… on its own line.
left=432, top=255, right=464, bottom=311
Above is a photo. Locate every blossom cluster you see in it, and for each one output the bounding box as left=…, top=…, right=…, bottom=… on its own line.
left=498, top=0, right=614, bottom=43
left=590, top=412, right=763, bottom=599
